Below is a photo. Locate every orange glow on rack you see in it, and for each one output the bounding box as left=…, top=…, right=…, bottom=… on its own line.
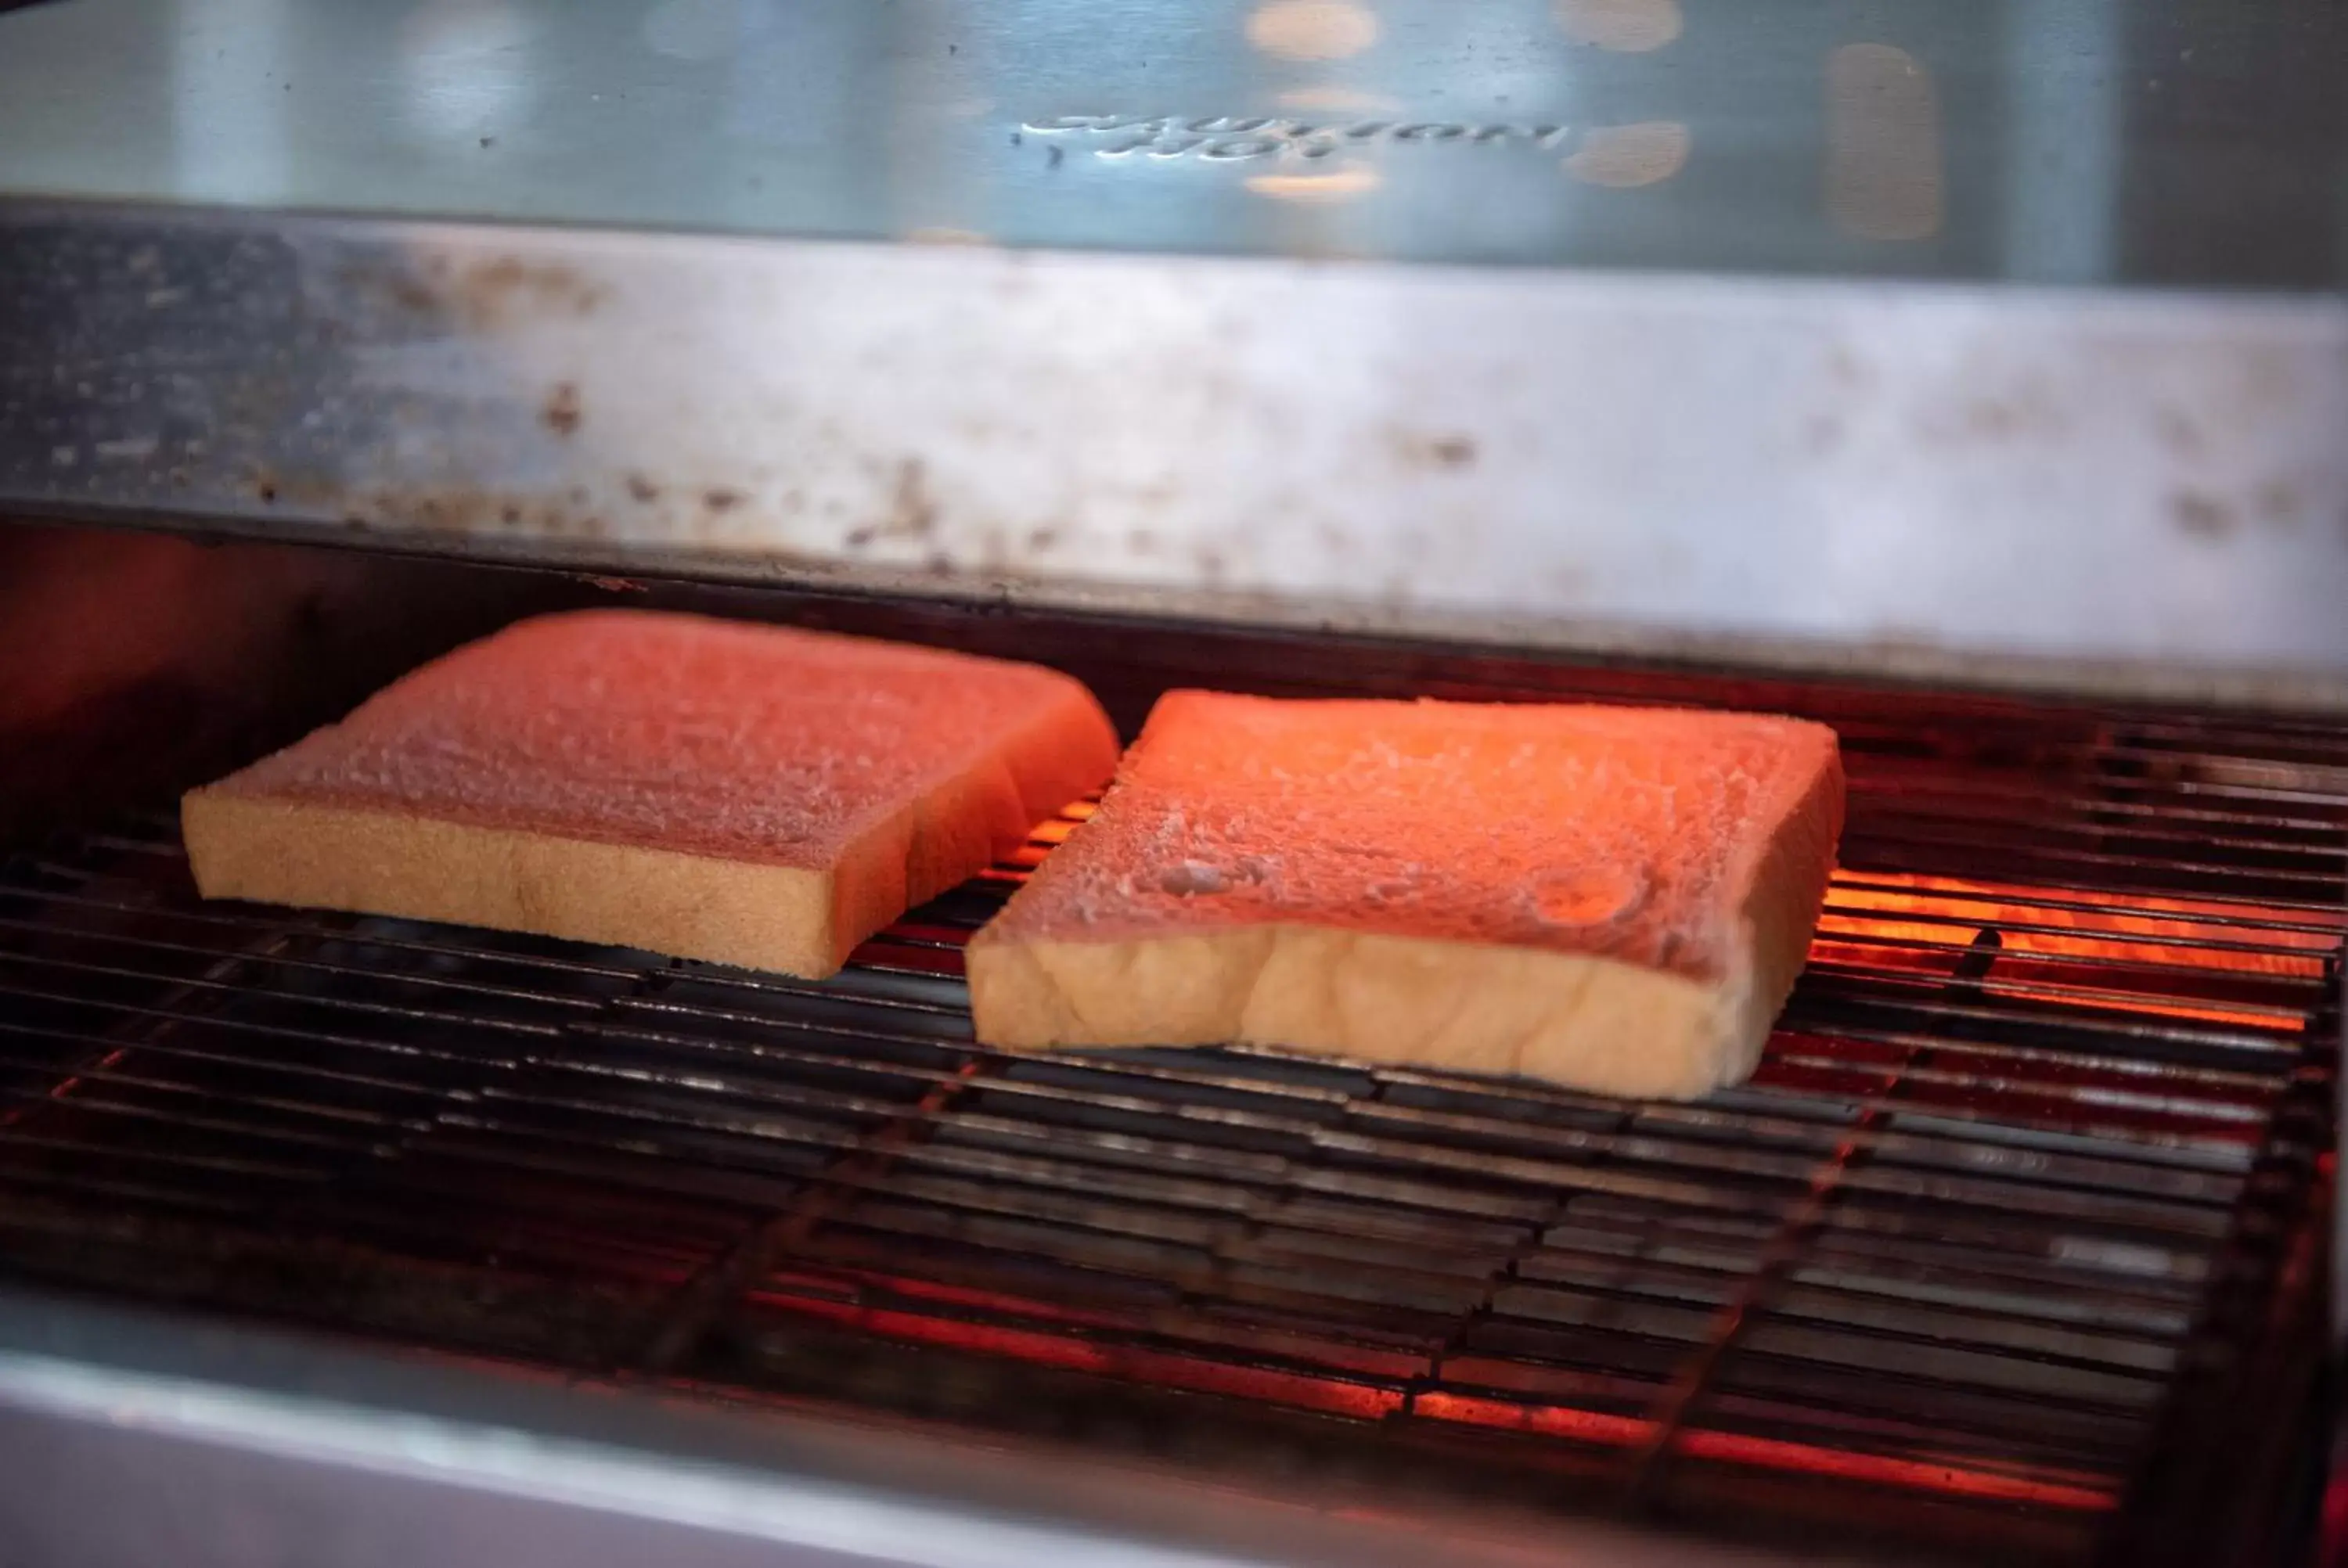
left=1824, top=872, right=2335, bottom=969
left=1673, top=1427, right=2116, bottom=1512
left=1415, top=1391, right=2116, bottom=1512
left=760, top=1289, right=1406, bottom=1419
left=757, top=1287, right=2121, bottom=1510
left=1815, top=872, right=2335, bottom=1030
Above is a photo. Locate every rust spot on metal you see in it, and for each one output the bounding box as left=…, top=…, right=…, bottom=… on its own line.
left=448, top=256, right=607, bottom=329
left=2155, top=407, right=2205, bottom=457
left=890, top=459, right=938, bottom=538
left=1026, top=526, right=1061, bottom=552
left=704, top=487, right=744, bottom=512
left=846, top=526, right=877, bottom=548
left=1391, top=429, right=1478, bottom=470
left=625, top=473, right=661, bottom=503
left=342, top=254, right=607, bottom=330
left=1964, top=401, right=2021, bottom=438
left=2255, top=480, right=2301, bottom=527
left=542, top=382, right=582, bottom=436
left=924, top=552, right=955, bottom=575
left=2171, top=491, right=2237, bottom=541
left=387, top=277, right=437, bottom=314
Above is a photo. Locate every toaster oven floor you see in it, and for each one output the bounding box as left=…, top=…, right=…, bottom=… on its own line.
left=0, top=697, right=2338, bottom=1567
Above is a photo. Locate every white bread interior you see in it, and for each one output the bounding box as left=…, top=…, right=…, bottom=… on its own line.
left=967, top=693, right=1843, bottom=1101
left=184, top=611, right=1118, bottom=979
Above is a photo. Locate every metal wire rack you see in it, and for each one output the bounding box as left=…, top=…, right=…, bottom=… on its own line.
left=0, top=699, right=2339, bottom=1567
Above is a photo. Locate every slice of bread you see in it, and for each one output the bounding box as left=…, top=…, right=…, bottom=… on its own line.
left=183, top=610, right=1118, bottom=978
left=967, top=692, right=1843, bottom=1100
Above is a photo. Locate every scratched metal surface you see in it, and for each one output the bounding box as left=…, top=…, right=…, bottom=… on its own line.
left=1, top=0, right=2345, bottom=699
left=0, top=0, right=2339, bottom=286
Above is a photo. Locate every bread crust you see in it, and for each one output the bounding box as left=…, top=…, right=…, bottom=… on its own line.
left=969, top=692, right=1843, bottom=1099
left=184, top=610, right=1119, bottom=977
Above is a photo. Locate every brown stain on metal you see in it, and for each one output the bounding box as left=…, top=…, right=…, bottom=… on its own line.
left=1964, top=401, right=2022, bottom=439
left=446, top=256, right=607, bottom=330
left=1388, top=429, right=1479, bottom=471
left=625, top=473, right=661, bottom=504
left=348, top=486, right=589, bottom=541
left=2255, top=480, right=2301, bottom=529
left=334, top=260, right=437, bottom=318
left=890, top=459, right=939, bottom=538
left=841, top=460, right=942, bottom=549
left=542, top=382, right=582, bottom=437
left=2155, top=407, right=2206, bottom=457
left=2171, top=491, right=2238, bottom=541
left=243, top=463, right=342, bottom=510
left=387, top=277, right=438, bottom=314
left=1026, top=526, right=1061, bottom=552
left=352, top=254, right=609, bottom=332
left=703, top=487, right=744, bottom=512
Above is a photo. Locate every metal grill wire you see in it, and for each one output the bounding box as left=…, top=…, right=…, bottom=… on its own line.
left=0, top=701, right=2339, bottom=1566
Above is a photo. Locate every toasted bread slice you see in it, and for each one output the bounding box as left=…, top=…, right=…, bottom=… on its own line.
left=184, top=610, right=1118, bottom=977
left=967, top=692, right=1842, bottom=1099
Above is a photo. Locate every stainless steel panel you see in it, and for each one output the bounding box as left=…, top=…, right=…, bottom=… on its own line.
left=4, top=206, right=2346, bottom=705
left=0, top=0, right=2338, bottom=288
left=2, top=0, right=2343, bottom=700
left=0, top=1287, right=1809, bottom=1568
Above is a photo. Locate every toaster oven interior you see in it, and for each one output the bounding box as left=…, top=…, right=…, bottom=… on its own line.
left=0, top=522, right=2335, bottom=1568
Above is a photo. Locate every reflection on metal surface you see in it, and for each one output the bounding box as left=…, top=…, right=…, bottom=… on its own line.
left=1552, top=0, right=1681, bottom=54
left=640, top=0, right=736, bottom=63
left=1998, top=0, right=2119, bottom=282
left=1243, top=164, right=1380, bottom=203
left=170, top=0, right=290, bottom=203
left=0, top=0, right=2339, bottom=287
left=398, top=0, right=537, bottom=146
left=1824, top=43, right=1943, bottom=243
left=1244, top=0, right=1379, bottom=63
left=1563, top=121, right=1690, bottom=189
left=4, top=207, right=2342, bottom=703
left=1275, top=86, right=1399, bottom=114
